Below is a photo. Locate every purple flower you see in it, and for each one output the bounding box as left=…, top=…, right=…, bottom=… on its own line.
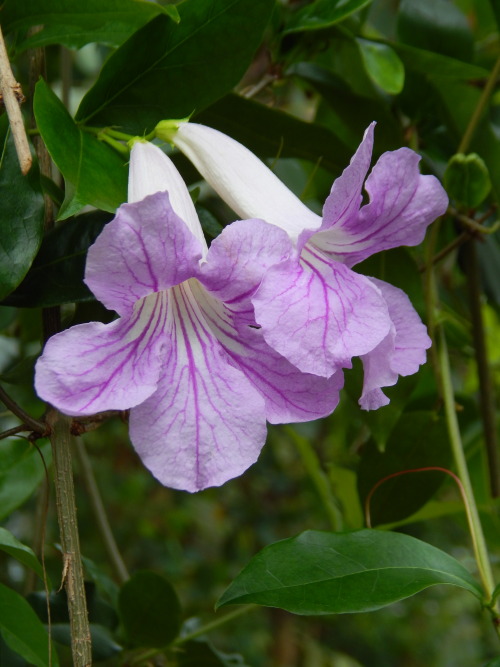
left=158, top=121, right=448, bottom=409
left=35, top=142, right=342, bottom=492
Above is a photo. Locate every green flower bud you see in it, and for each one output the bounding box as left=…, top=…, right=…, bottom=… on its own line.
left=443, top=153, right=491, bottom=209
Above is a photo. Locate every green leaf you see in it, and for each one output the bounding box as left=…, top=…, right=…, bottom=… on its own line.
left=49, top=624, right=122, bottom=661
left=356, top=39, right=405, bottom=95
left=0, top=583, right=56, bottom=667
left=391, top=42, right=488, bottom=81
left=444, top=153, right=492, bottom=209
left=217, top=529, right=483, bottom=614
left=397, top=0, right=473, bottom=62
left=119, top=571, right=181, bottom=648
left=357, top=411, right=451, bottom=526
left=195, top=94, right=352, bottom=174
left=0, top=527, right=45, bottom=581
left=1, top=0, right=179, bottom=51
left=284, top=0, right=372, bottom=34
left=4, top=210, right=110, bottom=308
left=290, top=62, right=403, bottom=153
left=76, top=0, right=274, bottom=133
left=178, top=639, right=250, bottom=667
left=490, top=0, right=500, bottom=29
left=82, top=555, right=120, bottom=608
left=33, top=79, right=127, bottom=218
left=0, top=131, right=44, bottom=300
left=0, top=441, right=51, bottom=520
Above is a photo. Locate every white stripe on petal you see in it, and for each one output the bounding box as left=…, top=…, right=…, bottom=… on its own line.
left=129, top=281, right=267, bottom=492
left=35, top=291, right=169, bottom=416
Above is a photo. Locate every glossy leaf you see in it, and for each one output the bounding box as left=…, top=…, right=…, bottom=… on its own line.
left=357, top=411, right=451, bottom=526
left=195, top=93, right=352, bottom=174
left=357, top=39, right=404, bottom=95
left=0, top=527, right=45, bottom=580
left=0, top=583, right=56, bottom=667
left=397, top=0, right=473, bottom=62
left=217, top=529, right=483, bottom=614
left=4, top=210, right=110, bottom=308
left=1, top=0, right=179, bottom=51
left=0, top=131, right=44, bottom=300
left=119, top=571, right=181, bottom=648
left=33, top=79, right=127, bottom=218
left=76, top=0, right=274, bottom=132
left=0, top=441, right=51, bottom=521
left=284, top=0, right=372, bottom=34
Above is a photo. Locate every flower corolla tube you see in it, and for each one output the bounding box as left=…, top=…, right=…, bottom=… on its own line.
left=157, top=121, right=449, bottom=409
left=35, top=142, right=343, bottom=492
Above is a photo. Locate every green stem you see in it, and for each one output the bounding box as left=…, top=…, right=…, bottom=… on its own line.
left=284, top=425, right=343, bottom=531
left=98, top=132, right=130, bottom=156
left=132, top=605, right=256, bottom=664
left=47, top=410, right=92, bottom=665
left=74, top=438, right=129, bottom=584
left=458, top=53, right=500, bottom=154
left=437, top=330, right=497, bottom=605
left=174, top=605, right=256, bottom=646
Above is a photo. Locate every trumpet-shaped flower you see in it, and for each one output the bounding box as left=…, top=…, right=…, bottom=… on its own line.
left=158, top=121, right=448, bottom=408
left=35, top=142, right=343, bottom=492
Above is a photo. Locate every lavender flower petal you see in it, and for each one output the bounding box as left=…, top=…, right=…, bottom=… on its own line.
left=313, top=133, right=448, bottom=267
left=252, top=245, right=391, bottom=378
left=359, top=278, right=431, bottom=410
left=192, top=281, right=344, bottom=423
left=35, top=292, right=168, bottom=415
left=85, top=192, right=204, bottom=316
left=129, top=283, right=267, bottom=492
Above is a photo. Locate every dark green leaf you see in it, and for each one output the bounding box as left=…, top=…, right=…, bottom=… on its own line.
left=4, top=210, right=110, bottom=308
left=0, top=527, right=45, bottom=581
left=284, top=0, right=372, bottom=34
left=76, top=0, right=274, bottom=132
left=0, top=132, right=44, bottom=300
left=49, top=624, right=122, bottom=661
left=0, top=583, right=56, bottom=667
left=477, top=233, right=500, bottom=312
left=1, top=0, right=178, bottom=51
left=290, top=62, right=403, bottom=153
left=82, top=555, right=120, bottom=608
left=0, top=441, right=51, bottom=521
left=356, top=39, right=404, bottom=95
left=490, top=0, right=500, bottom=29
left=0, top=355, right=38, bottom=385
left=34, top=79, right=127, bottom=218
left=119, top=571, right=181, bottom=648
left=357, top=411, right=451, bottom=526
left=195, top=94, right=353, bottom=174
left=217, top=529, right=483, bottom=614
left=391, top=42, right=488, bottom=81
left=178, top=639, right=250, bottom=667
left=397, top=0, right=473, bottom=62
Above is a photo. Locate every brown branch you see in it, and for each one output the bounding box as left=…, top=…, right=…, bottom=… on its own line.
left=0, top=26, right=32, bottom=174
left=0, top=384, right=46, bottom=434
